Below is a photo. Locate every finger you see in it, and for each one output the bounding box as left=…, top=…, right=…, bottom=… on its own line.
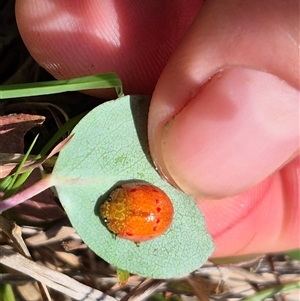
left=148, top=0, right=299, bottom=198
left=199, top=157, right=299, bottom=257
left=15, top=0, right=203, bottom=96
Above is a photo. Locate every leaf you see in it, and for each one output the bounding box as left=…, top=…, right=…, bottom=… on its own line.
left=52, top=95, right=214, bottom=278
left=0, top=114, right=45, bottom=153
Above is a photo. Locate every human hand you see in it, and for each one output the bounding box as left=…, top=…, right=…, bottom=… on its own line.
left=16, top=0, right=299, bottom=258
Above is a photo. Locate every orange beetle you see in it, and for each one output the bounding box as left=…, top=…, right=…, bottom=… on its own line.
left=100, top=182, right=174, bottom=243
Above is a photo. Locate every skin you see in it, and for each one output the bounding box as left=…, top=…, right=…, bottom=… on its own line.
left=15, top=0, right=299, bottom=258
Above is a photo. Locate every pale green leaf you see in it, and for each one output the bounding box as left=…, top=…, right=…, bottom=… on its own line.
left=52, top=95, right=214, bottom=278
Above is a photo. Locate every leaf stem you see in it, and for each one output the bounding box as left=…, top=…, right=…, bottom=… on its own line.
left=0, top=174, right=53, bottom=212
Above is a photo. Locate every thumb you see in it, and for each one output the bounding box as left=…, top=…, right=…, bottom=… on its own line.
left=198, top=157, right=300, bottom=257
left=148, top=0, right=299, bottom=198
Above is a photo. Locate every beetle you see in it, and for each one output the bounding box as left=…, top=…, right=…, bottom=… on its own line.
left=100, top=182, right=174, bottom=243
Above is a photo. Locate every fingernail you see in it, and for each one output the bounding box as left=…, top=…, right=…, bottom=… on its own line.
left=162, top=68, right=299, bottom=198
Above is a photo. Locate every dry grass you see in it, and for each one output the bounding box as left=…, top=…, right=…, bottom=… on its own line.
left=1, top=216, right=299, bottom=300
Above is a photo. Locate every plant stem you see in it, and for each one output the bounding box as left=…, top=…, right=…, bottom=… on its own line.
left=0, top=174, right=53, bottom=212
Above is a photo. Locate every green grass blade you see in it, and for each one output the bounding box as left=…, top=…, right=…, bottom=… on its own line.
left=242, top=280, right=300, bottom=301
left=38, top=112, right=86, bottom=158
left=0, top=175, right=13, bottom=192
left=0, top=284, right=16, bottom=301
left=0, top=73, right=123, bottom=99
left=3, top=135, right=39, bottom=198
left=0, top=112, right=85, bottom=199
